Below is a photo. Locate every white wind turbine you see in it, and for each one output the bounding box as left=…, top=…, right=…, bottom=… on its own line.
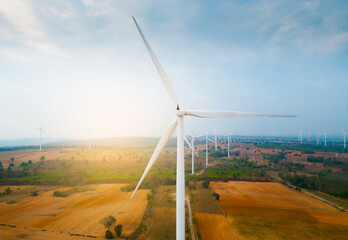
left=186, top=132, right=203, bottom=175
left=226, top=133, right=233, bottom=158
left=33, top=127, right=48, bottom=151
left=316, top=131, right=321, bottom=145
left=298, top=129, right=303, bottom=143
left=342, top=129, right=347, bottom=148
left=130, top=16, right=296, bottom=240
left=206, top=130, right=216, bottom=166
left=214, top=131, right=218, bottom=150
left=323, top=131, right=328, bottom=146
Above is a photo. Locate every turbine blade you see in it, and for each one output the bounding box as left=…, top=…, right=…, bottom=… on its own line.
left=184, top=136, right=192, bottom=149
left=185, top=110, right=296, bottom=118
left=194, top=134, right=205, bottom=138
left=132, top=16, right=179, bottom=107
left=229, top=137, right=233, bottom=145
left=131, top=117, right=178, bottom=198
left=42, top=129, right=48, bottom=138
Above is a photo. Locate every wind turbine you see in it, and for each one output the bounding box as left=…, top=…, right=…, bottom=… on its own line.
left=33, top=127, right=47, bottom=151
left=130, top=16, right=296, bottom=240
left=342, top=129, right=347, bottom=148
left=226, top=133, right=233, bottom=158
left=187, top=133, right=203, bottom=174
left=206, top=130, right=216, bottom=166
left=316, top=132, right=321, bottom=145
left=323, top=131, right=328, bottom=146
left=206, top=129, right=209, bottom=166
left=214, top=131, right=218, bottom=150
left=298, top=129, right=303, bottom=143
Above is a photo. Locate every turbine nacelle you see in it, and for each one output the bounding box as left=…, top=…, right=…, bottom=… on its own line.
left=176, top=110, right=185, bottom=117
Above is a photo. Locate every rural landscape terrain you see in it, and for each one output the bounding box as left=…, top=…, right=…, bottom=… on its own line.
left=0, top=136, right=347, bottom=239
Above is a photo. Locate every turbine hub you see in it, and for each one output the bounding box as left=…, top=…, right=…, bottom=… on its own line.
left=176, top=110, right=185, bottom=117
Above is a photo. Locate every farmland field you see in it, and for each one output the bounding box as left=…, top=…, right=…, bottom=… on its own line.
left=0, top=184, right=149, bottom=239
left=210, top=181, right=348, bottom=240
left=0, top=139, right=347, bottom=239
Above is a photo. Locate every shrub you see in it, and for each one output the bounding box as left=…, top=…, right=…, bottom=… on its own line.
left=202, top=180, right=210, bottom=189
left=5, top=187, right=11, bottom=194
left=53, top=191, right=68, bottom=197
left=30, top=190, right=39, bottom=196
left=212, top=192, right=220, bottom=200
left=114, top=224, right=122, bottom=237
left=100, top=216, right=116, bottom=230
left=105, top=230, right=114, bottom=239
left=120, top=183, right=136, bottom=192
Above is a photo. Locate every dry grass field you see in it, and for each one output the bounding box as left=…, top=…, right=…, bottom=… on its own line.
left=210, top=181, right=348, bottom=240
left=0, top=184, right=149, bottom=239
left=194, top=213, right=236, bottom=240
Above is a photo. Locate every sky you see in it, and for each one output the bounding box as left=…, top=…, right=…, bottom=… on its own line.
left=0, top=0, right=347, bottom=140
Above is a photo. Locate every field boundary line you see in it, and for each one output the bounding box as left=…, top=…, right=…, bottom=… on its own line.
left=275, top=177, right=347, bottom=212
left=186, top=196, right=195, bottom=240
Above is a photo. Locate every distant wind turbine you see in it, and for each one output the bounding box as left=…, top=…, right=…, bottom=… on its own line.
left=226, top=133, right=233, bottom=158
left=298, top=129, right=303, bottom=143
left=206, top=131, right=216, bottom=166
left=33, top=127, right=48, bottom=151
left=187, top=132, right=203, bottom=175
left=342, top=129, right=347, bottom=148
left=214, top=131, right=218, bottom=150
left=323, top=131, right=328, bottom=146
left=316, top=132, right=321, bottom=145
left=130, top=16, right=296, bottom=240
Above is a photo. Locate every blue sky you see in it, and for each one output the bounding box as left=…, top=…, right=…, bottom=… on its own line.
left=0, top=0, right=347, bottom=139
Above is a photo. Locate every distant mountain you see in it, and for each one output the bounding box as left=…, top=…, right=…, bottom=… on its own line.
left=0, top=137, right=177, bottom=149
left=0, top=138, right=64, bottom=147
left=45, top=137, right=176, bottom=149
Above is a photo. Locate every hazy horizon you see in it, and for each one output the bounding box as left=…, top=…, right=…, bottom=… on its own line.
left=1, top=0, right=347, bottom=139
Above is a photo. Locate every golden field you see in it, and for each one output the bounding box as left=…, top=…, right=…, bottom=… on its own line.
left=0, top=184, right=149, bottom=239
left=208, top=181, right=348, bottom=240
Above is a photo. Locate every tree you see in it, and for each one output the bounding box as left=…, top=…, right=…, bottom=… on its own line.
left=114, top=224, right=122, bottom=237
left=10, top=157, right=14, bottom=163
left=202, top=180, right=210, bottom=189
left=30, top=190, right=39, bottom=196
left=4, top=187, right=11, bottom=195
left=0, top=162, right=3, bottom=172
left=212, top=192, right=220, bottom=201
left=105, top=230, right=114, bottom=239
left=100, top=216, right=116, bottom=230
left=40, top=156, right=45, bottom=161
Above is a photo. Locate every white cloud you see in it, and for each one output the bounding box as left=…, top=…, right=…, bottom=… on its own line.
left=0, top=0, right=68, bottom=59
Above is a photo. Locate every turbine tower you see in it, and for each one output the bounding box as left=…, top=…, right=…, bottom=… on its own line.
left=298, top=129, right=303, bottom=143
left=184, top=132, right=201, bottom=175
left=214, top=132, right=218, bottom=150
left=206, top=129, right=209, bottom=166
left=342, top=129, right=347, bottom=148
left=206, top=131, right=215, bottom=166
left=316, top=132, right=321, bottom=145
left=323, top=131, right=327, bottom=146
left=130, top=16, right=296, bottom=240
left=227, top=133, right=233, bottom=158
left=33, top=127, right=47, bottom=151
